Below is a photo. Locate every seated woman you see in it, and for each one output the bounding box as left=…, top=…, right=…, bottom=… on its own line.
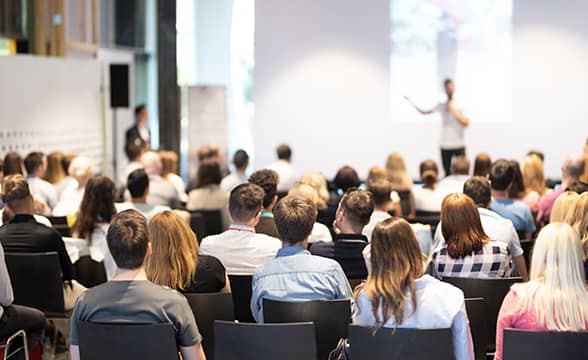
left=160, top=150, right=188, bottom=203
left=146, top=211, right=230, bottom=293
left=53, top=156, right=93, bottom=216
left=433, top=193, right=512, bottom=278
left=385, top=153, right=415, bottom=218
left=564, top=192, right=588, bottom=281
left=521, top=154, right=549, bottom=213
left=549, top=191, right=579, bottom=223
left=288, top=183, right=332, bottom=244
left=412, top=159, right=445, bottom=213
left=187, top=160, right=231, bottom=230
left=353, top=218, right=474, bottom=360
left=72, top=175, right=117, bottom=280
left=494, top=223, right=588, bottom=360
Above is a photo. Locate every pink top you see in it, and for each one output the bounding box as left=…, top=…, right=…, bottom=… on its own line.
left=495, top=282, right=588, bottom=360
left=536, top=188, right=564, bottom=224
left=521, top=191, right=541, bottom=213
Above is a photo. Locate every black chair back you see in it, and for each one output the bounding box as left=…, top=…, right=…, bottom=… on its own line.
left=227, top=275, right=255, bottom=322
left=189, top=212, right=207, bottom=243
left=465, top=298, right=488, bottom=360
left=502, top=329, right=588, bottom=360
left=47, top=216, right=71, bottom=237
left=214, top=320, right=316, bottom=360
left=73, top=256, right=107, bottom=288
left=396, top=190, right=412, bottom=217
left=407, top=212, right=441, bottom=235
left=47, top=216, right=67, bottom=226
left=76, top=321, right=178, bottom=360
left=519, top=238, right=534, bottom=273
left=4, top=252, right=65, bottom=316
left=442, top=276, right=523, bottom=351
left=348, top=325, right=455, bottom=360
left=263, top=299, right=351, bottom=360
left=191, top=210, right=224, bottom=238
left=185, top=293, right=235, bottom=360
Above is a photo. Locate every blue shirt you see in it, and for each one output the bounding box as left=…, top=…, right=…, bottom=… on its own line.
left=490, top=199, right=536, bottom=234
left=250, top=246, right=353, bottom=322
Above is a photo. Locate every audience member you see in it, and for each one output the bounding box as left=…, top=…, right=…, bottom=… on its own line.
left=199, top=183, right=281, bottom=275
left=141, top=151, right=180, bottom=208
left=160, top=150, right=188, bottom=203
left=537, top=154, right=586, bottom=224
left=472, top=152, right=491, bottom=177
left=489, top=159, right=536, bottom=238
left=116, top=169, right=170, bottom=221
left=526, top=150, right=544, bottom=162
left=69, top=210, right=205, bottom=360
left=0, top=175, right=84, bottom=309
left=72, top=175, right=118, bottom=280
left=564, top=192, right=588, bottom=280
left=187, top=160, right=231, bottom=230
left=24, top=151, right=58, bottom=210
left=434, top=177, right=528, bottom=280
left=437, top=155, right=470, bottom=193
left=44, top=151, right=68, bottom=196
left=248, top=169, right=280, bottom=238
left=3, top=152, right=23, bottom=176
left=550, top=191, right=580, bottom=223
left=288, top=183, right=332, bottom=243
left=354, top=218, right=474, bottom=360
left=508, top=160, right=526, bottom=199
left=385, top=153, right=415, bottom=217
left=521, top=154, right=549, bottom=212
left=366, top=166, right=387, bottom=183
left=300, top=171, right=330, bottom=210
left=494, top=223, right=588, bottom=360
left=433, top=193, right=512, bottom=278
left=413, top=159, right=445, bottom=212
left=146, top=211, right=229, bottom=293
left=125, top=104, right=151, bottom=150
left=220, top=149, right=250, bottom=192
left=311, top=188, right=373, bottom=280
left=53, top=156, right=93, bottom=216
left=120, top=142, right=144, bottom=186
left=268, top=144, right=300, bottom=192
left=323, top=165, right=362, bottom=228
left=250, top=195, right=352, bottom=322
left=0, top=242, right=46, bottom=351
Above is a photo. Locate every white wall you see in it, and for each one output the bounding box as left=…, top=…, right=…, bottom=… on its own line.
left=254, top=0, right=588, bottom=179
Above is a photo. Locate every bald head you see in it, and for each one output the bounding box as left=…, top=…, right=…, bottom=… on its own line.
left=563, top=154, right=585, bottom=181
left=141, top=151, right=162, bottom=176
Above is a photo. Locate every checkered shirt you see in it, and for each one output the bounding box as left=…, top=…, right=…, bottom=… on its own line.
left=433, top=241, right=512, bottom=278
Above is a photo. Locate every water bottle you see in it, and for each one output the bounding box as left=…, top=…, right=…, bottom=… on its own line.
left=42, top=335, right=54, bottom=360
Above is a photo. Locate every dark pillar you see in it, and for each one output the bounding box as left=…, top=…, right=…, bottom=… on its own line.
left=157, top=0, right=180, bottom=153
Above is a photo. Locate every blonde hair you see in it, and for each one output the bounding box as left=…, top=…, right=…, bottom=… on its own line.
left=367, top=166, right=387, bottom=183
left=159, top=150, right=179, bottom=178
left=145, top=211, right=199, bottom=290
left=550, top=191, right=580, bottom=223
left=289, top=183, right=321, bottom=209
left=513, top=223, right=588, bottom=331
left=44, top=152, right=66, bottom=184
left=565, top=192, right=588, bottom=257
left=300, top=171, right=329, bottom=209
left=385, top=153, right=410, bottom=189
left=522, top=154, right=547, bottom=195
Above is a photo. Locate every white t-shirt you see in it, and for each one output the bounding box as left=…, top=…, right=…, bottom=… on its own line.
left=267, top=160, right=300, bottom=192
left=308, top=222, right=333, bottom=244
left=412, top=186, right=446, bottom=212
left=435, top=102, right=465, bottom=149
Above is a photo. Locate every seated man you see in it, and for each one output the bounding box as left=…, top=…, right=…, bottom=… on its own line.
left=220, top=149, right=250, bottom=192
left=310, top=189, right=374, bottom=280
left=141, top=151, right=179, bottom=207
left=69, top=210, right=205, bottom=360
left=433, top=176, right=528, bottom=281
left=200, top=183, right=281, bottom=275
left=0, top=175, right=84, bottom=310
left=250, top=195, right=353, bottom=322
left=248, top=169, right=280, bottom=238
left=267, top=144, right=300, bottom=192
left=24, top=151, right=58, bottom=211
left=489, top=160, right=536, bottom=238
left=437, top=155, right=470, bottom=194
left=116, top=169, right=170, bottom=221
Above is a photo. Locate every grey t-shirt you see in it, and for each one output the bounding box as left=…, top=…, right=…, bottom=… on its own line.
left=70, top=280, right=201, bottom=347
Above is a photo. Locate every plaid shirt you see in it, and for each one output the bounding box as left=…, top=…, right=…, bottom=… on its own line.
left=433, top=241, right=512, bottom=278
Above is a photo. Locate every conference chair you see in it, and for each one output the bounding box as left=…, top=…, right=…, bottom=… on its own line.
left=227, top=275, right=255, bottom=322
left=519, top=238, right=534, bottom=272
left=502, top=329, right=588, bottom=360
left=263, top=299, right=352, bottom=360
left=464, top=298, right=488, bottom=360
left=407, top=211, right=441, bottom=235
left=189, top=212, right=208, bottom=243
left=73, top=256, right=107, bottom=288
left=76, top=321, right=178, bottom=360
left=348, top=325, right=455, bottom=360
left=47, top=216, right=71, bottom=238
left=190, top=210, right=224, bottom=238
left=0, top=330, right=29, bottom=360
left=214, top=321, right=317, bottom=360
left=442, top=276, right=523, bottom=352
left=185, top=293, right=235, bottom=360
left=396, top=190, right=412, bottom=217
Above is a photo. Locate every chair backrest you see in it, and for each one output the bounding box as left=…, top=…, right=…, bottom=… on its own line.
left=47, top=216, right=67, bottom=226
left=214, top=320, right=316, bottom=360
left=189, top=212, right=207, bottom=243
left=76, top=321, right=178, bottom=360
left=185, top=293, right=235, bottom=360
left=73, top=256, right=107, bottom=288
left=263, top=299, right=351, bottom=360
left=519, top=239, right=534, bottom=273
left=227, top=275, right=255, bottom=322
left=4, top=252, right=65, bottom=316
left=191, top=210, right=224, bottom=237
left=47, top=216, right=71, bottom=237
left=502, top=329, right=588, bottom=360
left=396, top=190, right=412, bottom=217
left=442, top=276, right=523, bottom=351
left=465, top=298, right=488, bottom=360
left=348, top=325, right=455, bottom=360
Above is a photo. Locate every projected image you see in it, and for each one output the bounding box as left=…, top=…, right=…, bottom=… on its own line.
left=391, top=0, right=512, bottom=123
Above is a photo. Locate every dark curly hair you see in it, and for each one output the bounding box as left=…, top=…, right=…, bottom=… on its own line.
left=72, top=175, right=117, bottom=243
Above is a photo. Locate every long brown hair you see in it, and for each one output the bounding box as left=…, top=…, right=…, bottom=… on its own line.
left=3, top=152, right=23, bottom=176
left=145, top=211, right=199, bottom=290
left=72, top=176, right=116, bottom=242
left=43, top=152, right=66, bottom=184
left=441, top=193, right=490, bottom=258
left=354, top=218, right=424, bottom=328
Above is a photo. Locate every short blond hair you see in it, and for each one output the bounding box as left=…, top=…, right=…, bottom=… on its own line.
left=550, top=191, right=580, bottom=223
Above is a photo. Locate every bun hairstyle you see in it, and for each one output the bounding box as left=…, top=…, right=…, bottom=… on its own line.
left=419, top=160, right=439, bottom=188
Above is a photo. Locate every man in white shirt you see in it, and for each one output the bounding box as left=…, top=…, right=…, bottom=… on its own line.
left=267, top=144, right=300, bottom=192
left=220, top=149, right=249, bottom=192
left=141, top=151, right=179, bottom=208
left=119, top=142, right=145, bottom=186
left=437, top=156, right=470, bottom=194
left=116, top=169, right=170, bottom=222
left=409, top=78, right=470, bottom=176
left=24, top=151, right=58, bottom=210
left=433, top=176, right=528, bottom=281
left=199, top=183, right=281, bottom=275
left=125, top=104, right=151, bottom=150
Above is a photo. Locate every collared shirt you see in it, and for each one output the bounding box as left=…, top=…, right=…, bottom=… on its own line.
left=220, top=171, right=249, bottom=193
left=267, top=160, right=300, bottom=192
left=27, top=176, right=58, bottom=209
left=199, top=224, right=281, bottom=275
left=250, top=246, right=353, bottom=322
left=310, top=234, right=368, bottom=279
left=354, top=275, right=474, bottom=360
left=433, top=241, right=512, bottom=279
left=490, top=198, right=536, bottom=233
left=433, top=208, right=523, bottom=257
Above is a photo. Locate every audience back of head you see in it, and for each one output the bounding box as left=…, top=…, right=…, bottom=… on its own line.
left=338, top=189, right=374, bottom=228
left=334, top=166, right=360, bottom=192
left=473, top=153, right=491, bottom=177
left=127, top=169, right=149, bottom=199
left=232, top=149, right=249, bottom=172
left=73, top=176, right=116, bottom=241
left=3, top=152, right=24, bottom=176
left=451, top=156, right=470, bottom=176
left=196, top=160, right=222, bottom=189
left=229, top=183, right=264, bottom=223
left=441, top=193, right=489, bottom=258
left=141, top=151, right=163, bottom=176
left=24, top=152, right=45, bottom=177
left=249, top=169, right=279, bottom=209
left=276, top=144, right=292, bottom=162
left=489, top=159, right=514, bottom=191
left=367, top=179, right=393, bottom=210
left=419, top=160, right=439, bottom=187
left=273, top=195, right=317, bottom=244
left=1, top=174, right=32, bottom=211
left=106, top=210, right=149, bottom=270
left=44, top=152, right=65, bottom=184
left=463, top=176, right=491, bottom=208
left=300, top=171, right=329, bottom=209
left=550, top=191, right=579, bottom=223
